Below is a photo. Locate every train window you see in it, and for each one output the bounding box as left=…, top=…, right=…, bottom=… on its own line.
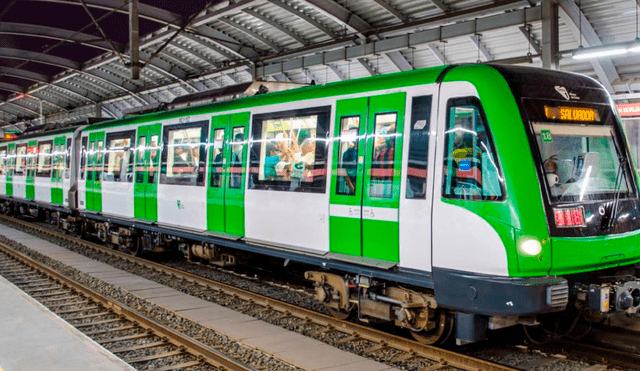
left=0, top=147, right=6, bottom=176
left=148, top=134, right=159, bottom=185
left=406, top=96, right=432, bottom=199
left=370, top=113, right=398, bottom=198
left=52, top=143, right=63, bottom=181
left=96, top=140, right=104, bottom=181
left=135, top=136, right=146, bottom=184
left=65, top=138, right=71, bottom=179
left=210, top=128, right=225, bottom=188
left=27, top=145, right=37, bottom=178
left=15, top=144, right=27, bottom=176
left=249, top=106, right=330, bottom=193
left=229, top=127, right=245, bottom=189
left=86, top=141, right=95, bottom=181
left=36, top=141, right=53, bottom=178
left=442, top=97, right=504, bottom=201
left=336, top=116, right=360, bottom=196
left=8, top=146, right=15, bottom=176
left=161, top=121, right=208, bottom=186
left=80, top=137, right=88, bottom=180
left=104, top=131, right=135, bottom=183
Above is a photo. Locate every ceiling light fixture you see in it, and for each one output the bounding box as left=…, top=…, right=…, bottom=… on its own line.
left=572, top=1, right=640, bottom=59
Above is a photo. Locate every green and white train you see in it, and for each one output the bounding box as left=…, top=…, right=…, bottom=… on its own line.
left=1, top=64, right=639, bottom=345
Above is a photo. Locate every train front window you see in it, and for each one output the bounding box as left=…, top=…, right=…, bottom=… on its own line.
left=527, top=100, right=633, bottom=203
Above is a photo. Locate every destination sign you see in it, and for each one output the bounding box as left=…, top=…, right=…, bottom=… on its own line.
left=544, top=105, right=600, bottom=122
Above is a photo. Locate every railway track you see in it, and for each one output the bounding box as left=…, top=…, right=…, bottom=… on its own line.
left=0, top=214, right=519, bottom=371
left=0, top=240, right=254, bottom=371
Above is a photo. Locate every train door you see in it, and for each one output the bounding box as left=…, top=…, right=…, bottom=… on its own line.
left=207, top=112, right=249, bottom=237
left=51, top=136, right=65, bottom=204
left=6, top=143, right=14, bottom=196
left=329, top=92, right=405, bottom=262
left=134, top=123, right=161, bottom=221
left=26, top=140, right=37, bottom=200
left=86, top=131, right=105, bottom=212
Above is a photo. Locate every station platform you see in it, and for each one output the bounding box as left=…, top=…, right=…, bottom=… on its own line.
left=0, top=225, right=398, bottom=371
left=0, top=275, right=135, bottom=371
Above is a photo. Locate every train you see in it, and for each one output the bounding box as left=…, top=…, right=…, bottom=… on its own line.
left=1, top=64, right=639, bottom=345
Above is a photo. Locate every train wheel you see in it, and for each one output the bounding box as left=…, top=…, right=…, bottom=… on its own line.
left=410, top=310, right=454, bottom=345
left=327, top=305, right=356, bottom=320
left=132, top=235, right=145, bottom=257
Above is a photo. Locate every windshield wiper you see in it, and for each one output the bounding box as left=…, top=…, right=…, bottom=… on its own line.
left=605, top=157, right=627, bottom=231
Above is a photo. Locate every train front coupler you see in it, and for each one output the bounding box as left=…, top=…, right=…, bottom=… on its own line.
left=575, top=279, right=640, bottom=316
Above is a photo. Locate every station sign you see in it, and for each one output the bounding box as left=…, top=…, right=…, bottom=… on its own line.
left=617, top=103, right=640, bottom=118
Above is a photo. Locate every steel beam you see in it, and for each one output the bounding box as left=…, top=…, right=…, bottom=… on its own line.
left=541, top=0, right=559, bottom=69
left=357, top=58, right=378, bottom=76
left=256, top=6, right=541, bottom=77
left=385, top=51, right=413, bottom=71
left=0, top=66, right=50, bottom=83
left=469, top=35, right=493, bottom=61
left=518, top=25, right=542, bottom=54
left=300, top=0, right=372, bottom=38
left=558, top=0, right=619, bottom=93
left=0, top=23, right=124, bottom=53
left=242, top=8, right=307, bottom=46
left=328, top=64, right=346, bottom=80
left=130, top=0, right=140, bottom=79
left=430, top=0, right=452, bottom=13
left=217, top=18, right=282, bottom=52
left=28, top=0, right=184, bottom=26
left=427, top=44, right=447, bottom=65
left=266, top=0, right=337, bottom=39
left=370, top=0, right=407, bottom=22
left=0, top=82, right=25, bottom=94
left=0, top=48, right=80, bottom=70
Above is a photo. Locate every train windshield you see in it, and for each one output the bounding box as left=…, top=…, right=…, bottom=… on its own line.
left=526, top=100, right=633, bottom=204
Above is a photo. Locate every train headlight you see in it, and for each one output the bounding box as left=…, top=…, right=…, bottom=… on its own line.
left=519, top=239, right=542, bottom=256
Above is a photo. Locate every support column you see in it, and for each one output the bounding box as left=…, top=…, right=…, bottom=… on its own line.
left=129, top=0, right=140, bottom=79
left=542, top=0, right=559, bottom=69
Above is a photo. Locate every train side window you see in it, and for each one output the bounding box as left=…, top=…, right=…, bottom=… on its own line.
left=8, top=146, right=15, bottom=176
left=148, top=134, right=159, bottom=185
left=80, top=137, right=88, bottom=180
left=104, top=131, right=135, bottom=182
left=249, top=106, right=330, bottom=193
left=160, top=121, right=208, bottom=186
left=86, top=141, right=95, bottom=181
left=336, top=116, right=360, bottom=196
left=406, top=95, right=432, bottom=199
left=370, top=113, right=398, bottom=198
left=36, top=141, right=53, bottom=178
left=136, top=136, right=146, bottom=184
left=442, top=97, right=504, bottom=201
left=65, top=138, right=71, bottom=179
left=229, top=127, right=245, bottom=189
left=15, top=144, right=27, bottom=176
left=210, top=128, right=225, bottom=188
left=0, top=146, right=6, bottom=176
left=96, top=140, right=104, bottom=181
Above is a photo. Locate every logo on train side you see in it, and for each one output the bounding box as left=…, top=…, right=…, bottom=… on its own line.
left=177, top=200, right=185, bottom=209
left=554, top=86, right=580, bottom=101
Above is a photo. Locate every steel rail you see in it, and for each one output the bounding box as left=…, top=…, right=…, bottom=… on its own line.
left=0, top=236, right=256, bottom=371
left=0, top=214, right=518, bottom=371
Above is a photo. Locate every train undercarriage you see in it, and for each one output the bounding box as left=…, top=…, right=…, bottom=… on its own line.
left=4, top=198, right=640, bottom=346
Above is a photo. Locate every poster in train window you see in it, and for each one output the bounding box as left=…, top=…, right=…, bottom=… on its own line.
left=249, top=106, right=329, bottom=193
left=15, top=144, right=27, bottom=175
left=160, top=121, right=208, bottom=186
left=104, top=131, right=134, bottom=182
left=36, top=141, right=53, bottom=177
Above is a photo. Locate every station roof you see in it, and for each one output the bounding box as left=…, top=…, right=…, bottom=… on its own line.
left=0, top=0, right=638, bottom=131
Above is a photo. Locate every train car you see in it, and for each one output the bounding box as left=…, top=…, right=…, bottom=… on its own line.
left=0, top=128, right=78, bottom=219
left=2, top=64, right=639, bottom=346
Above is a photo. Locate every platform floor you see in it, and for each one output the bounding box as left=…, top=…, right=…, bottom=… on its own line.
left=0, top=274, right=135, bottom=371
left=0, top=225, right=398, bottom=371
